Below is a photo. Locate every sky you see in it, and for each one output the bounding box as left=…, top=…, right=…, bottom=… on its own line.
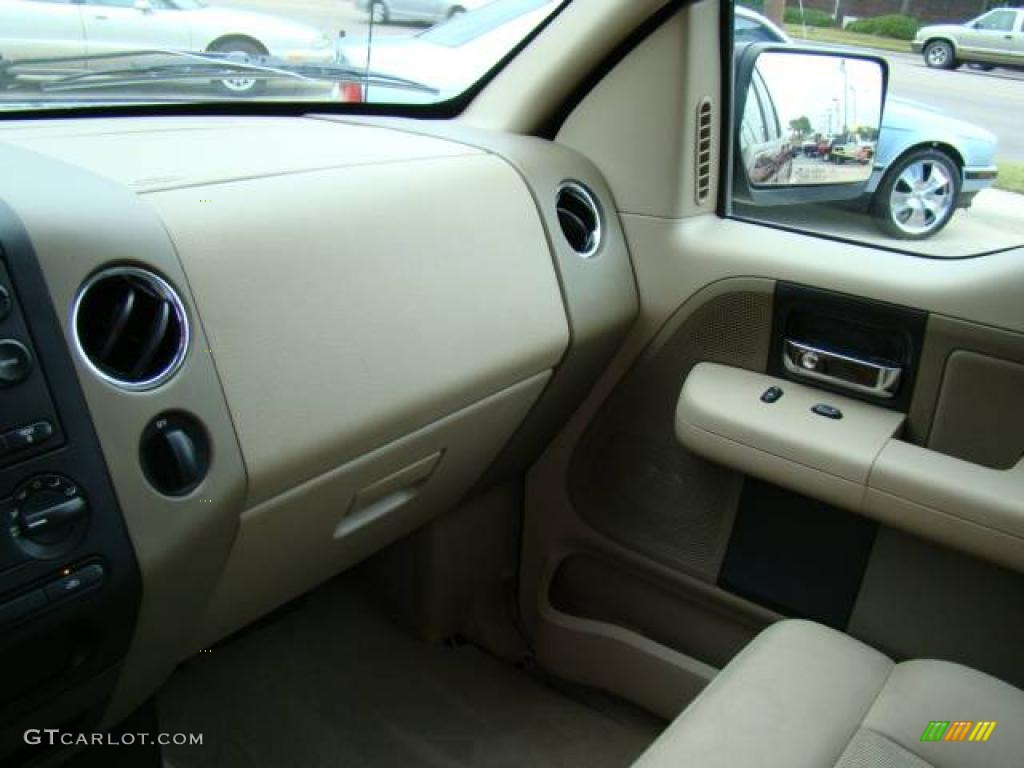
left=754, top=51, right=884, bottom=137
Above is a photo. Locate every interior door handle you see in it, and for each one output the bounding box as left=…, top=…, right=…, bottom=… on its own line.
left=783, top=339, right=902, bottom=398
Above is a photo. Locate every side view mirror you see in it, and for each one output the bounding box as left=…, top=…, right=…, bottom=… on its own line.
left=134, top=0, right=154, bottom=13
left=732, top=45, right=887, bottom=208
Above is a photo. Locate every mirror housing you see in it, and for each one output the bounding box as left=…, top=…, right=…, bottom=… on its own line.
left=732, top=44, right=888, bottom=208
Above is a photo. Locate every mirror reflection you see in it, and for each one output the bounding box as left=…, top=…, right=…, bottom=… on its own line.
left=740, top=53, right=884, bottom=187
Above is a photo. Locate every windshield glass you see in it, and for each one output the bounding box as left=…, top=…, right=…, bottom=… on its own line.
left=0, top=0, right=562, bottom=110
left=417, top=0, right=552, bottom=47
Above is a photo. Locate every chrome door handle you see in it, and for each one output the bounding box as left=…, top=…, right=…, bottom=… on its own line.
left=783, top=340, right=902, bottom=398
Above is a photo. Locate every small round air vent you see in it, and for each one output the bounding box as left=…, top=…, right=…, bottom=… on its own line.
left=73, top=266, right=189, bottom=391
left=555, top=182, right=602, bottom=258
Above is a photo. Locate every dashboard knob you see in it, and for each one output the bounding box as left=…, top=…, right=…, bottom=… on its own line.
left=11, top=475, right=89, bottom=559
left=0, top=339, right=33, bottom=386
left=140, top=412, right=210, bottom=496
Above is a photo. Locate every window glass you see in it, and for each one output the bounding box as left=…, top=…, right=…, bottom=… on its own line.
left=735, top=14, right=783, bottom=43
left=87, top=0, right=145, bottom=7
left=730, top=3, right=1024, bottom=259
left=0, top=0, right=562, bottom=109
left=751, top=70, right=781, bottom=141
left=975, top=10, right=1015, bottom=32
left=418, top=0, right=552, bottom=47
left=742, top=78, right=768, bottom=144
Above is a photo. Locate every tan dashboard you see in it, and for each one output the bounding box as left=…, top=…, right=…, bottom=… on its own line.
left=0, top=115, right=637, bottom=725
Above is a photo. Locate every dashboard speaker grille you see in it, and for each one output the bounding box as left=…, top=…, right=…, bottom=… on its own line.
left=695, top=98, right=713, bottom=205
left=556, top=182, right=602, bottom=258
left=73, top=267, right=189, bottom=391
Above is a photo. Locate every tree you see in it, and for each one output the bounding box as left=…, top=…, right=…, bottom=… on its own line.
left=764, top=0, right=786, bottom=26
left=789, top=116, right=813, bottom=137
left=899, top=0, right=914, bottom=16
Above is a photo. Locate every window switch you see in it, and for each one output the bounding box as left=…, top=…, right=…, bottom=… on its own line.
left=761, top=386, right=784, bottom=404
left=812, top=404, right=843, bottom=420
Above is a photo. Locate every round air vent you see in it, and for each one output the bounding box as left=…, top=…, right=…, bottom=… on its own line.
left=555, top=182, right=602, bottom=258
left=73, top=266, right=189, bottom=391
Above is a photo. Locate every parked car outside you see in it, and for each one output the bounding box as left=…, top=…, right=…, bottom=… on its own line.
left=354, top=0, right=494, bottom=25
left=340, top=0, right=557, bottom=104
left=0, top=0, right=336, bottom=94
left=736, top=6, right=999, bottom=239
left=913, top=7, right=1024, bottom=71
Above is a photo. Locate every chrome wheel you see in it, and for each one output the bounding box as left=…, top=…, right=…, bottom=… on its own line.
left=888, top=158, right=955, bottom=237
left=221, top=73, right=258, bottom=93
left=924, top=41, right=954, bottom=69
left=211, top=42, right=264, bottom=95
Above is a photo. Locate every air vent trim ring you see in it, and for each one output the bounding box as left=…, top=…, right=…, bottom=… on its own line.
left=72, top=265, right=190, bottom=392
left=555, top=181, right=603, bottom=259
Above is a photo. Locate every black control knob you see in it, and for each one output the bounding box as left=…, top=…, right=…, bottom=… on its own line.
left=12, top=475, right=89, bottom=559
left=0, top=339, right=33, bottom=386
left=140, top=411, right=210, bottom=496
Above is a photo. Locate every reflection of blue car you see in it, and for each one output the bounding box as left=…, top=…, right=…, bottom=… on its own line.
left=736, top=6, right=999, bottom=239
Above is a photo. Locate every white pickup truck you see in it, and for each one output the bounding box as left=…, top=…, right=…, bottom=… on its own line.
left=914, top=7, right=1024, bottom=71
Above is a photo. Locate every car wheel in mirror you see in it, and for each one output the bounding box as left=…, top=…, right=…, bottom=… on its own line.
left=872, top=148, right=960, bottom=240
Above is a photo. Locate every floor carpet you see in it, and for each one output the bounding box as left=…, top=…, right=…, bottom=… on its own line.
left=159, top=573, right=663, bottom=768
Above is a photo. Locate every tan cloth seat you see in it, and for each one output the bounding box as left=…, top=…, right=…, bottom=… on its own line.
left=632, top=620, right=1024, bottom=768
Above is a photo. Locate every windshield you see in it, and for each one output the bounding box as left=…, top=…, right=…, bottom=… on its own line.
left=0, top=0, right=562, bottom=111
left=417, top=0, right=552, bottom=47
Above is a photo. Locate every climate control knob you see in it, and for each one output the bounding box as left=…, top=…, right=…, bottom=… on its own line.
left=11, top=475, right=88, bottom=559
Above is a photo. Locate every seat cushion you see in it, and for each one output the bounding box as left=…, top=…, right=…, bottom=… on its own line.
left=632, top=620, right=1024, bottom=768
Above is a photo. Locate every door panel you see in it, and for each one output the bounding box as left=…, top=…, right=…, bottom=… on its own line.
left=524, top=215, right=1024, bottom=715
left=516, top=0, right=1024, bottom=722
left=568, top=282, right=771, bottom=582
left=961, top=9, right=1019, bottom=57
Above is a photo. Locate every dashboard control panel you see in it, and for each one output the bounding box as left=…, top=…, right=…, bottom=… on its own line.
left=0, top=206, right=140, bottom=762
left=0, top=260, right=65, bottom=469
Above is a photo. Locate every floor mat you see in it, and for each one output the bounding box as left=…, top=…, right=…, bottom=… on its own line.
left=158, top=574, right=662, bottom=768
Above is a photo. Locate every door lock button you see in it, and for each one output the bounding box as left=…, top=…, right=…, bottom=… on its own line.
left=760, top=386, right=784, bottom=404
left=811, top=404, right=843, bottom=420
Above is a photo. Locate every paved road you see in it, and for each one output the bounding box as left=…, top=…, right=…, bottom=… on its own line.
left=738, top=188, right=1024, bottom=258
left=882, top=51, right=1024, bottom=164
